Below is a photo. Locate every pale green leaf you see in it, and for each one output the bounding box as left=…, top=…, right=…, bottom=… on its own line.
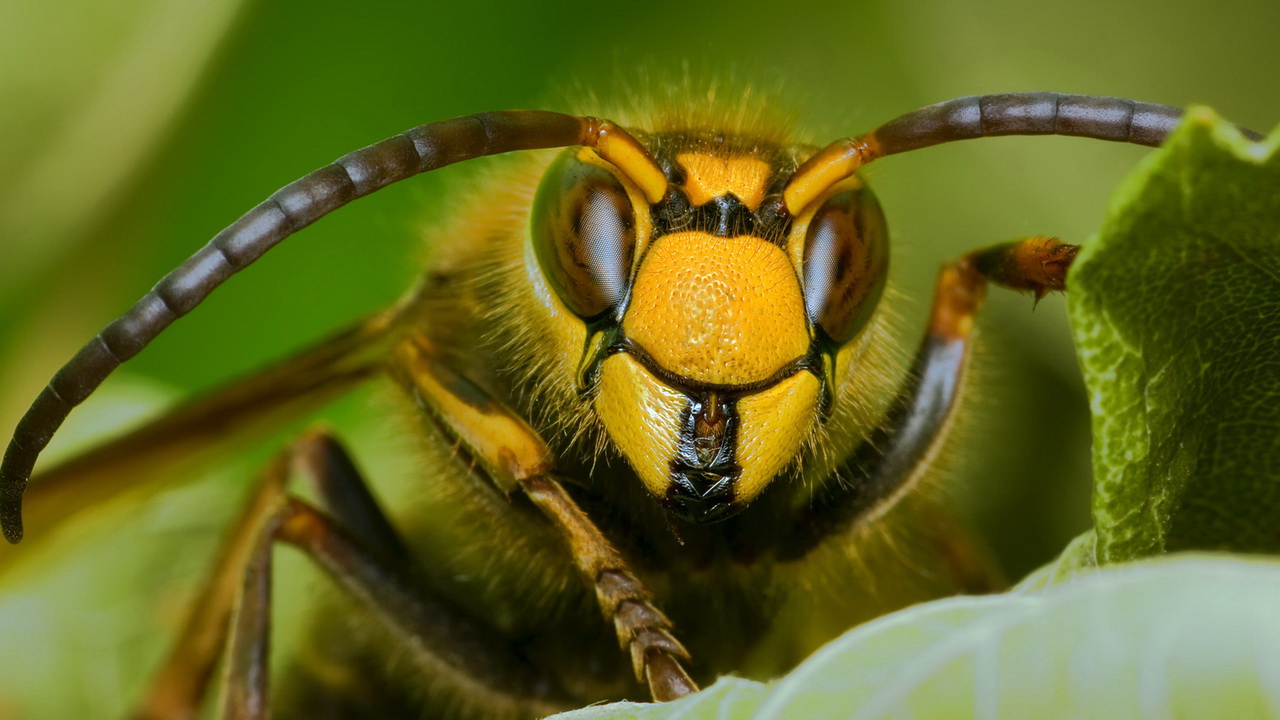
left=555, top=556, right=1280, bottom=720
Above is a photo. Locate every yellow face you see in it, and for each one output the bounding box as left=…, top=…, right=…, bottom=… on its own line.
left=532, top=138, right=888, bottom=523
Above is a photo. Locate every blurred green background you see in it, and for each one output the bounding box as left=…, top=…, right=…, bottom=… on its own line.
left=0, top=0, right=1276, bottom=716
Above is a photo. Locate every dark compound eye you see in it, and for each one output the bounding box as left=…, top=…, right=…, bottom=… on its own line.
left=532, top=151, right=638, bottom=320
left=802, top=186, right=889, bottom=346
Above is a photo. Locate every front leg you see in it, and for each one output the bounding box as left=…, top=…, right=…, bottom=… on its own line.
left=389, top=335, right=697, bottom=701
left=780, top=236, right=1078, bottom=560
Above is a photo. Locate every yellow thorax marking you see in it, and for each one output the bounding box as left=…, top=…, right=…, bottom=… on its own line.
left=676, top=153, right=772, bottom=210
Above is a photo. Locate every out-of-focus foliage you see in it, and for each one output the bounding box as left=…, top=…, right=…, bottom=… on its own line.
left=0, top=0, right=246, bottom=298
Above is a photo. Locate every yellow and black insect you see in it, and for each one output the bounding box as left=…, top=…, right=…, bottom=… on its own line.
left=0, top=91, right=1260, bottom=718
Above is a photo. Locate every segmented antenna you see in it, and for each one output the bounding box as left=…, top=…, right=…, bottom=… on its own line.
left=3, top=93, right=1261, bottom=543
left=872, top=92, right=1195, bottom=152
left=0, top=110, right=673, bottom=543
left=783, top=92, right=1264, bottom=213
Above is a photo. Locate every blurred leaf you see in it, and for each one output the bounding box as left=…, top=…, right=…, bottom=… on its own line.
left=551, top=678, right=767, bottom=720
left=551, top=556, right=1280, bottom=720
left=0, top=0, right=247, bottom=298
left=1068, top=109, right=1280, bottom=562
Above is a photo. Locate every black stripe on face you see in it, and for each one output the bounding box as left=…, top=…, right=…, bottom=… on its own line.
left=664, top=392, right=743, bottom=524
left=651, top=190, right=792, bottom=243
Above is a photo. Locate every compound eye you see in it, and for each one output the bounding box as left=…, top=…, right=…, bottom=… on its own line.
left=802, top=186, right=889, bottom=345
left=532, top=152, right=638, bottom=320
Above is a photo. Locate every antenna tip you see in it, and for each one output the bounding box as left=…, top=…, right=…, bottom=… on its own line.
left=1, top=510, right=23, bottom=544
left=1, top=471, right=27, bottom=544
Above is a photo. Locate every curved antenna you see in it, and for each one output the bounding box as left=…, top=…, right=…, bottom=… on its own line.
left=784, top=92, right=1265, bottom=213
left=1, top=110, right=669, bottom=543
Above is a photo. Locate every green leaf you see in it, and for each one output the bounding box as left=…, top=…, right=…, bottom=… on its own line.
left=551, top=678, right=767, bottom=720
left=1068, top=109, right=1280, bottom=562
left=551, top=556, right=1280, bottom=720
